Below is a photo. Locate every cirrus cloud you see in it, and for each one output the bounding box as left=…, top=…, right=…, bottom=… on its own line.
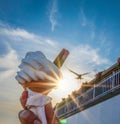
left=49, top=0, right=59, bottom=32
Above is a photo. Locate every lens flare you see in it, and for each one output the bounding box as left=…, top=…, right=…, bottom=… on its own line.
left=57, top=79, right=68, bottom=90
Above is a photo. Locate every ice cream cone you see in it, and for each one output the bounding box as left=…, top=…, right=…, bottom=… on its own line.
left=21, top=81, right=58, bottom=94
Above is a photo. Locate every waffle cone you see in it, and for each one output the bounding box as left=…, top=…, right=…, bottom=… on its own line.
left=21, top=81, right=57, bottom=94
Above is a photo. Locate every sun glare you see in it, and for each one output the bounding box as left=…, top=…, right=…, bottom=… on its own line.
left=49, top=70, right=81, bottom=105
left=49, top=69, right=92, bottom=106
left=57, top=78, right=68, bottom=90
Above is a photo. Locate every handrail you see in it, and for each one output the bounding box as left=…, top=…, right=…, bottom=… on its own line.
left=56, top=69, right=120, bottom=118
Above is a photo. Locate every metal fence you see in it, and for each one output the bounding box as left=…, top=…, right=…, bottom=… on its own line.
left=56, top=69, right=120, bottom=118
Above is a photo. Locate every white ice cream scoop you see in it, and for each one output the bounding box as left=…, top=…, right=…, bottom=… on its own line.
left=15, top=51, right=62, bottom=85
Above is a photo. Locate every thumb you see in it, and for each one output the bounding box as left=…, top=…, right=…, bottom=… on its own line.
left=18, top=110, right=41, bottom=124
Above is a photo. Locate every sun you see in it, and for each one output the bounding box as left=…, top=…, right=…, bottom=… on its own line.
left=55, top=70, right=81, bottom=95
left=57, top=78, right=68, bottom=90
left=49, top=70, right=81, bottom=104
left=56, top=75, right=80, bottom=95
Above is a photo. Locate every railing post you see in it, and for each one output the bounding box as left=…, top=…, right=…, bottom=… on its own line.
left=112, top=71, right=115, bottom=90
left=93, top=84, right=95, bottom=100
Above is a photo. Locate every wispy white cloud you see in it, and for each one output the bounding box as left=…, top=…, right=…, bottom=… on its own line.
left=0, top=21, right=10, bottom=28
left=0, top=46, right=19, bottom=80
left=71, top=45, right=109, bottom=64
left=80, top=9, right=113, bottom=56
left=64, top=44, right=110, bottom=81
left=49, top=0, right=58, bottom=32
left=0, top=45, right=21, bottom=124
left=0, top=26, right=57, bottom=46
left=99, top=31, right=113, bottom=56
left=80, top=9, right=87, bottom=26
left=89, top=22, right=95, bottom=39
left=0, top=23, right=60, bottom=59
left=0, top=49, right=19, bottom=69
left=80, top=8, right=96, bottom=39
left=1, top=28, right=37, bottom=39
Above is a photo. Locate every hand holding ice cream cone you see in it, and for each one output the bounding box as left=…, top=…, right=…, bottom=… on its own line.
left=16, top=51, right=63, bottom=124
left=16, top=49, right=69, bottom=124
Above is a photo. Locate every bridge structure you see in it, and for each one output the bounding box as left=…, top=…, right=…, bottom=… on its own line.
left=55, top=58, right=120, bottom=124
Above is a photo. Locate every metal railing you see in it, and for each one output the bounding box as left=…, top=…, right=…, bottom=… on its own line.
left=56, top=69, right=120, bottom=118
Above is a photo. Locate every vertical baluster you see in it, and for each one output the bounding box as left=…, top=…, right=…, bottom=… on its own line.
left=112, top=71, right=115, bottom=89
left=93, top=84, right=95, bottom=100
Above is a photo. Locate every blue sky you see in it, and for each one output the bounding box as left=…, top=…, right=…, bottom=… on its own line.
left=0, top=0, right=120, bottom=59
left=0, top=0, right=120, bottom=123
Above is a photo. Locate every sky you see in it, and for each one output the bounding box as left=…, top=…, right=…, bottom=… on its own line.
left=0, top=0, right=120, bottom=123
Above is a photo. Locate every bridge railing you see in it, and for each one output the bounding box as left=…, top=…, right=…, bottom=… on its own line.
left=56, top=69, right=120, bottom=118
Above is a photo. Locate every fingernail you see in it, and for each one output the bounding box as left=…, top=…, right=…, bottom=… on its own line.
left=34, top=120, right=41, bottom=124
left=20, top=110, right=32, bottom=119
left=22, top=90, right=28, bottom=99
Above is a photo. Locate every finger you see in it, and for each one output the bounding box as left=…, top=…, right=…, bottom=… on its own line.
left=45, top=102, right=60, bottom=124
left=18, top=110, right=41, bottom=124
left=20, top=91, right=28, bottom=109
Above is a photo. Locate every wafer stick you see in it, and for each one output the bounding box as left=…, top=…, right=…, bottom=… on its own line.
left=53, top=48, right=69, bottom=68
